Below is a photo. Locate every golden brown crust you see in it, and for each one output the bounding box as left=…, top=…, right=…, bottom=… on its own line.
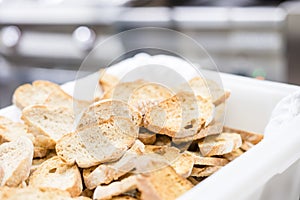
left=184, top=77, right=231, bottom=106
left=240, top=141, right=255, bottom=151
left=13, top=80, right=61, bottom=110
left=171, top=152, right=195, bottom=178
left=144, top=92, right=215, bottom=138
left=223, top=148, right=244, bottom=161
left=223, top=126, right=264, bottom=145
left=138, top=132, right=156, bottom=145
left=187, top=151, right=229, bottom=166
left=111, top=196, right=137, bottom=200
left=137, top=166, right=193, bottom=200
left=198, top=133, right=242, bottom=156
left=0, top=187, right=72, bottom=200
left=78, top=99, right=142, bottom=128
left=29, top=156, right=82, bottom=197
left=93, top=175, right=138, bottom=200
left=0, top=137, right=33, bottom=187
left=21, top=105, right=74, bottom=149
left=190, top=166, right=221, bottom=177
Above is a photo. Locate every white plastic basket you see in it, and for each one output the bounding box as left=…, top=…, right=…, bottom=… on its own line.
left=179, top=73, right=300, bottom=200
left=1, top=54, right=300, bottom=200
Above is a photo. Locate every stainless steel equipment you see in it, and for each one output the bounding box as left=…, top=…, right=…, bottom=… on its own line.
left=0, top=1, right=299, bottom=107
left=283, top=1, right=300, bottom=85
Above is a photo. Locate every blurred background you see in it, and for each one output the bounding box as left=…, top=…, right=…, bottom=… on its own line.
left=1, top=0, right=300, bottom=108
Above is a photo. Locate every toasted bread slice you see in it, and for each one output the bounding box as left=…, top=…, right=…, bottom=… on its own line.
left=0, top=137, right=33, bottom=187
left=111, top=196, right=137, bottom=200
left=192, top=122, right=223, bottom=140
left=191, top=166, right=221, bottom=177
left=73, top=196, right=92, bottom=200
left=33, top=146, right=49, bottom=158
left=31, top=150, right=57, bottom=174
left=172, top=122, right=223, bottom=142
left=0, top=116, right=49, bottom=158
left=55, top=132, right=100, bottom=168
left=0, top=116, right=30, bottom=143
left=153, top=135, right=171, bottom=146
left=29, top=156, right=82, bottom=197
left=12, top=80, right=61, bottom=110
left=85, top=143, right=179, bottom=186
left=144, top=91, right=215, bottom=138
left=198, top=133, right=242, bottom=156
left=44, top=89, right=90, bottom=112
left=93, top=175, right=138, bottom=200
left=17, top=181, right=27, bottom=188
left=77, top=99, right=142, bottom=128
left=83, top=140, right=145, bottom=189
left=102, top=80, right=146, bottom=100
left=223, top=148, right=244, bottom=161
left=99, top=69, right=120, bottom=93
left=21, top=105, right=74, bottom=149
left=135, top=146, right=180, bottom=173
left=187, top=176, right=202, bottom=185
left=170, top=152, right=194, bottom=178
left=187, top=151, right=229, bottom=166
left=138, top=128, right=156, bottom=145
left=57, top=117, right=138, bottom=168
left=0, top=187, right=73, bottom=200
left=240, top=141, right=254, bottom=151
left=223, top=126, right=264, bottom=145
left=128, top=83, right=174, bottom=115
left=178, top=77, right=230, bottom=106
left=138, top=133, right=156, bottom=145
left=137, top=166, right=193, bottom=200
left=80, top=188, right=94, bottom=199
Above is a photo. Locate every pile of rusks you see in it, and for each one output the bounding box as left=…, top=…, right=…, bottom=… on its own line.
left=0, top=70, right=263, bottom=200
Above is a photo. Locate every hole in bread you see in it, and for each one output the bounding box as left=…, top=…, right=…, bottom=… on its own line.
left=194, top=165, right=207, bottom=168
left=49, top=168, right=57, bottom=173
left=132, top=167, right=137, bottom=171
left=184, top=124, right=193, bottom=129
left=184, top=119, right=197, bottom=129
left=43, top=115, right=48, bottom=120
left=188, top=141, right=199, bottom=151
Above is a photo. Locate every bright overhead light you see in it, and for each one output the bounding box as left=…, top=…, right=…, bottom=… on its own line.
left=1, top=26, right=21, bottom=48
left=72, top=26, right=96, bottom=51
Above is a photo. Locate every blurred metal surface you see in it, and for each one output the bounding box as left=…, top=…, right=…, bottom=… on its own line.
left=173, top=7, right=286, bottom=81
left=282, top=1, right=300, bottom=85
left=0, top=63, right=78, bottom=108
left=0, top=6, right=286, bottom=76
left=0, top=1, right=299, bottom=107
